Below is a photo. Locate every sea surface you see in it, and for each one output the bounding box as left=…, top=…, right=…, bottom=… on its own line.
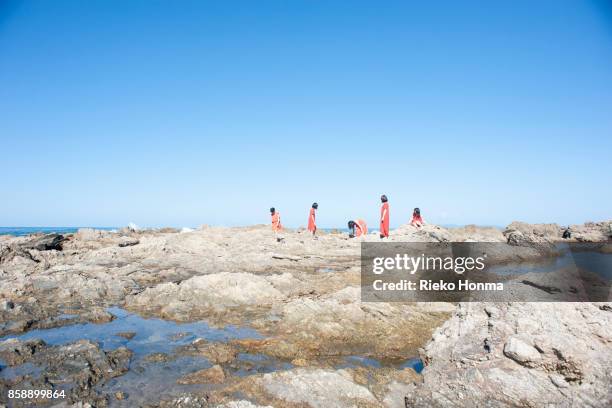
left=0, top=227, right=116, bottom=236
left=0, top=225, right=500, bottom=237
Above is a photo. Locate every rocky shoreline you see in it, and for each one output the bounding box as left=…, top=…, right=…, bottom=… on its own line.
left=0, top=220, right=610, bottom=407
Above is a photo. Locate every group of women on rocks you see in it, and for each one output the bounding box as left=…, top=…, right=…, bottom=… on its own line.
left=270, top=195, right=425, bottom=241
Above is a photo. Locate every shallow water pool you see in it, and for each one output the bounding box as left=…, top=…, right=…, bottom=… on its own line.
left=0, top=307, right=263, bottom=357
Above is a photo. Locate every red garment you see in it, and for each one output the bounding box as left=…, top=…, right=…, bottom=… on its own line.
left=411, top=214, right=423, bottom=224
left=355, top=219, right=368, bottom=237
left=307, top=208, right=316, bottom=232
left=271, top=212, right=282, bottom=232
left=380, top=202, right=390, bottom=237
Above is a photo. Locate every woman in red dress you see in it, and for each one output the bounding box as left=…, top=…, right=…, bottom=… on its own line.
left=380, top=194, right=389, bottom=238
left=410, top=207, right=424, bottom=227
left=307, top=202, right=318, bottom=237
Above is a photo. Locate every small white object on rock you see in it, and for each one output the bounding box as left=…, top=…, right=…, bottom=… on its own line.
left=1, top=300, right=15, bottom=311
left=127, top=222, right=140, bottom=232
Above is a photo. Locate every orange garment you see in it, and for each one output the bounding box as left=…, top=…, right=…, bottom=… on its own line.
left=380, top=202, right=390, bottom=237
left=410, top=214, right=423, bottom=226
left=271, top=212, right=282, bottom=232
left=355, top=219, right=368, bottom=237
left=307, top=208, right=316, bottom=232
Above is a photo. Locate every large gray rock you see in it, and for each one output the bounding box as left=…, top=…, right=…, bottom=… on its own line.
left=503, top=221, right=560, bottom=248
left=260, top=368, right=377, bottom=408
left=571, top=220, right=612, bottom=242
left=504, top=220, right=612, bottom=245
left=405, top=302, right=612, bottom=407
left=503, top=336, right=542, bottom=367
left=21, top=233, right=65, bottom=251
left=75, top=228, right=106, bottom=241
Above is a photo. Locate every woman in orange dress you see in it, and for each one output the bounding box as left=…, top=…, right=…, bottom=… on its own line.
left=307, top=202, right=318, bottom=237
left=270, top=207, right=283, bottom=242
left=410, top=208, right=424, bottom=227
left=348, top=219, right=367, bottom=238
left=380, top=194, right=389, bottom=238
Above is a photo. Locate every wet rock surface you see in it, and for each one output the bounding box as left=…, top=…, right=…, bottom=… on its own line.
left=177, top=365, right=226, bottom=385
left=0, top=221, right=610, bottom=406
left=0, top=338, right=131, bottom=406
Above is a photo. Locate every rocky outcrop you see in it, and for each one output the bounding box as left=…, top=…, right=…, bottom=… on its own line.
left=260, top=368, right=378, bottom=408
left=118, top=237, right=140, bottom=247
left=570, top=220, right=612, bottom=242
left=177, top=338, right=238, bottom=364
left=177, top=364, right=226, bottom=384
left=0, top=233, right=65, bottom=266
left=405, top=302, right=612, bottom=407
left=247, top=286, right=453, bottom=360
left=503, top=336, right=542, bottom=367
left=20, top=233, right=66, bottom=251
left=0, top=338, right=46, bottom=365
left=391, top=224, right=454, bottom=242
left=0, top=338, right=131, bottom=405
left=504, top=220, right=612, bottom=246
left=127, top=272, right=287, bottom=320
left=75, top=228, right=111, bottom=242
left=0, top=220, right=610, bottom=407
left=504, top=222, right=561, bottom=246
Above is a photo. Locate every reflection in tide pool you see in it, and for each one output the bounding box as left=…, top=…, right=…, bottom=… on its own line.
left=340, top=355, right=424, bottom=373
left=0, top=307, right=263, bottom=357
left=488, top=246, right=612, bottom=279
left=1, top=306, right=426, bottom=406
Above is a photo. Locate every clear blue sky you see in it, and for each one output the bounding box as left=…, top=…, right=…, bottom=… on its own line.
left=1, top=0, right=611, bottom=228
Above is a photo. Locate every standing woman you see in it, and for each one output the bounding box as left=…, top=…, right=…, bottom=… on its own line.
left=270, top=207, right=283, bottom=242
left=308, top=202, right=318, bottom=238
left=380, top=195, right=389, bottom=239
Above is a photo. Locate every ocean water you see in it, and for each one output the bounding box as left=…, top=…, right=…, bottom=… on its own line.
left=1, top=225, right=499, bottom=237
left=2, top=226, right=345, bottom=236
left=0, top=227, right=116, bottom=236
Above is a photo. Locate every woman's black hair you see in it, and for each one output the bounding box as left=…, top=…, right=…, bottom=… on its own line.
left=270, top=207, right=275, bottom=213
left=381, top=195, right=388, bottom=203
left=414, top=207, right=420, bottom=215
left=348, top=220, right=355, bottom=228
left=312, top=202, right=318, bottom=209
